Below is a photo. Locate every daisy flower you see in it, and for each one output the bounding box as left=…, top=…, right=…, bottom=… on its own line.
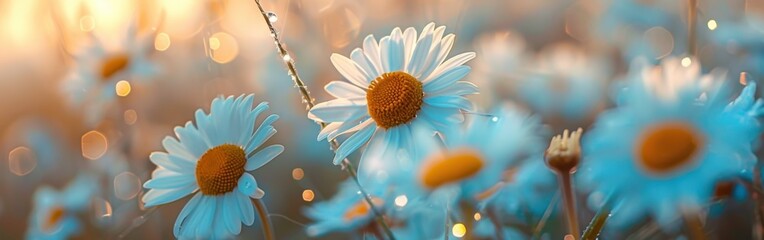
left=141, top=94, right=284, bottom=239
left=304, top=180, right=388, bottom=237
left=581, top=61, right=761, bottom=229
left=518, top=43, right=610, bottom=121
left=401, top=105, right=546, bottom=203
left=26, top=174, right=98, bottom=240
left=61, top=22, right=157, bottom=126
left=307, top=22, right=478, bottom=185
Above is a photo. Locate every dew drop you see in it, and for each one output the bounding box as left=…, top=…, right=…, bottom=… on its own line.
left=491, top=116, right=499, bottom=122
left=266, top=11, right=278, bottom=23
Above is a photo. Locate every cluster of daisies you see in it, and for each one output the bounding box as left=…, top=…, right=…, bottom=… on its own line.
left=31, top=11, right=764, bottom=240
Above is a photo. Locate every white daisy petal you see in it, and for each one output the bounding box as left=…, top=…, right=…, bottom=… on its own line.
left=430, top=52, right=476, bottom=79
left=237, top=193, right=255, bottom=225
left=143, top=174, right=195, bottom=189
left=378, top=36, right=393, bottom=72
left=149, top=152, right=195, bottom=173
left=174, top=192, right=203, bottom=237
left=407, top=31, right=433, bottom=77
left=307, top=98, right=368, bottom=123
left=325, top=81, right=366, bottom=99
left=237, top=173, right=260, bottom=198
left=424, top=96, right=473, bottom=110
left=423, top=66, right=471, bottom=92
left=317, top=122, right=342, bottom=141
left=245, top=144, right=284, bottom=171
left=161, top=136, right=196, bottom=161
left=402, top=27, right=418, bottom=66
left=388, top=28, right=405, bottom=71
left=362, top=34, right=383, bottom=75
left=422, top=34, right=454, bottom=80
left=327, top=116, right=369, bottom=141
left=245, top=114, right=279, bottom=153
left=142, top=184, right=197, bottom=207
left=332, top=123, right=377, bottom=165
left=222, top=193, right=242, bottom=234
left=174, top=123, right=208, bottom=158
left=430, top=81, right=479, bottom=97
left=330, top=53, right=370, bottom=87
left=351, top=48, right=379, bottom=82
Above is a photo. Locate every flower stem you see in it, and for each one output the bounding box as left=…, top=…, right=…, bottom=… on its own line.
left=581, top=197, right=612, bottom=240
left=251, top=1, right=395, bottom=239
left=532, top=191, right=559, bottom=240
left=687, top=0, right=697, bottom=56
left=558, top=171, right=580, bottom=239
left=253, top=198, right=276, bottom=240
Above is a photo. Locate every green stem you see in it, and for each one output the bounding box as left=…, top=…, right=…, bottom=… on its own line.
left=581, top=198, right=612, bottom=240
left=253, top=199, right=276, bottom=240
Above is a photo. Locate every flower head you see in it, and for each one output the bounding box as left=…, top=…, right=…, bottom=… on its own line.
left=26, top=174, right=98, bottom=240
left=141, top=94, right=283, bottom=239
left=307, top=22, right=478, bottom=188
left=581, top=60, right=761, bottom=229
left=61, top=22, right=157, bottom=126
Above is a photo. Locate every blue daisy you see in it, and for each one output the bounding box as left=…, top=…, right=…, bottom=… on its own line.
left=141, top=94, right=284, bottom=239
left=61, top=22, right=157, bottom=126
left=400, top=105, right=546, bottom=204
left=581, top=61, right=761, bottom=229
left=26, top=174, right=98, bottom=240
left=304, top=180, right=388, bottom=238
left=306, top=22, right=478, bottom=188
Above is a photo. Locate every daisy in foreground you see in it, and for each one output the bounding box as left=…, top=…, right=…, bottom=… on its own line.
left=308, top=22, right=477, bottom=184
left=581, top=60, right=762, bottom=229
left=61, top=21, right=157, bottom=126
left=142, top=94, right=284, bottom=239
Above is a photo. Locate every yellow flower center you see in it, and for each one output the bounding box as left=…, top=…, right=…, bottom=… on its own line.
left=420, top=149, right=484, bottom=189
left=637, top=122, right=703, bottom=174
left=44, top=206, right=65, bottom=232
left=366, top=71, right=424, bottom=129
left=100, top=53, right=130, bottom=80
left=196, top=144, right=247, bottom=195
left=344, top=198, right=384, bottom=222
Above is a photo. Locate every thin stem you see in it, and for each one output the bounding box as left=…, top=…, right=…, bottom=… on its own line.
left=251, top=1, right=395, bottom=239
left=581, top=198, right=612, bottom=240
left=487, top=207, right=505, bottom=240
left=752, top=163, right=764, bottom=238
left=253, top=198, right=276, bottom=240
left=117, top=206, right=159, bottom=239
left=532, top=191, right=559, bottom=240
left=687, top=0, right=697, bottom=56
left=558, top=172, right=580, bottom=239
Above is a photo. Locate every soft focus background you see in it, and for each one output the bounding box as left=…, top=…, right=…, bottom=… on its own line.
left=1, top=0, right=763, bottom=239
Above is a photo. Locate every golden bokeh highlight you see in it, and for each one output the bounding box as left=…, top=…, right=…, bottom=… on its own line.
left=114, top=172, right=142, bottom=200
left=124, top=109, right=138, bottom=125
left=155, top=32, right=171, bottom=51
left=302, top=189, right=315, bottom=202
left=8, top=146, right=36, bottom=176
left=291, top=168, right=304, bottom=180
left=81, top=131, right=108, bottom=160
left=707, top=19, right=718, bottom=30
left=452, top=223, right=467, bottom=238
left=209, top=32, right=239, bottom=64
left=681, top=57, right=692, bottom=67
left=394, top=195, right=408, bottom=207
left=473, top=213, right=482, bottom=221
left=115, top=80, right=131, bottom=97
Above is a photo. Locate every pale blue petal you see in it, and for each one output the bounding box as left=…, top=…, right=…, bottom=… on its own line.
left=307, top=98, right=367, bottom=123
left=245, top=145, right=284, bottom=171
left=332, top=123, right=376, bottom=165
left=330, top=53, right=370, bottom=88
left=142, top=184, right=197, bottom=207
left=423, top=66, right=471, bottom=92
left=325, top=81, right=366, bottom=99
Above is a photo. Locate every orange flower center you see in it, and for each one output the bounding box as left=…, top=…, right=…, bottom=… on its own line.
left=44, top=206, right=65, bottom=232
left=344, top=198, right=384, bottom=221
left=366, top=71, right=424, bottom=129
left=637, top=122, right=703, bottom=174
left=100, top=53, right=130, bottom=80
left=196, top=144, right=247, bottom=195
left=420, top=149, right=484, bottom=189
